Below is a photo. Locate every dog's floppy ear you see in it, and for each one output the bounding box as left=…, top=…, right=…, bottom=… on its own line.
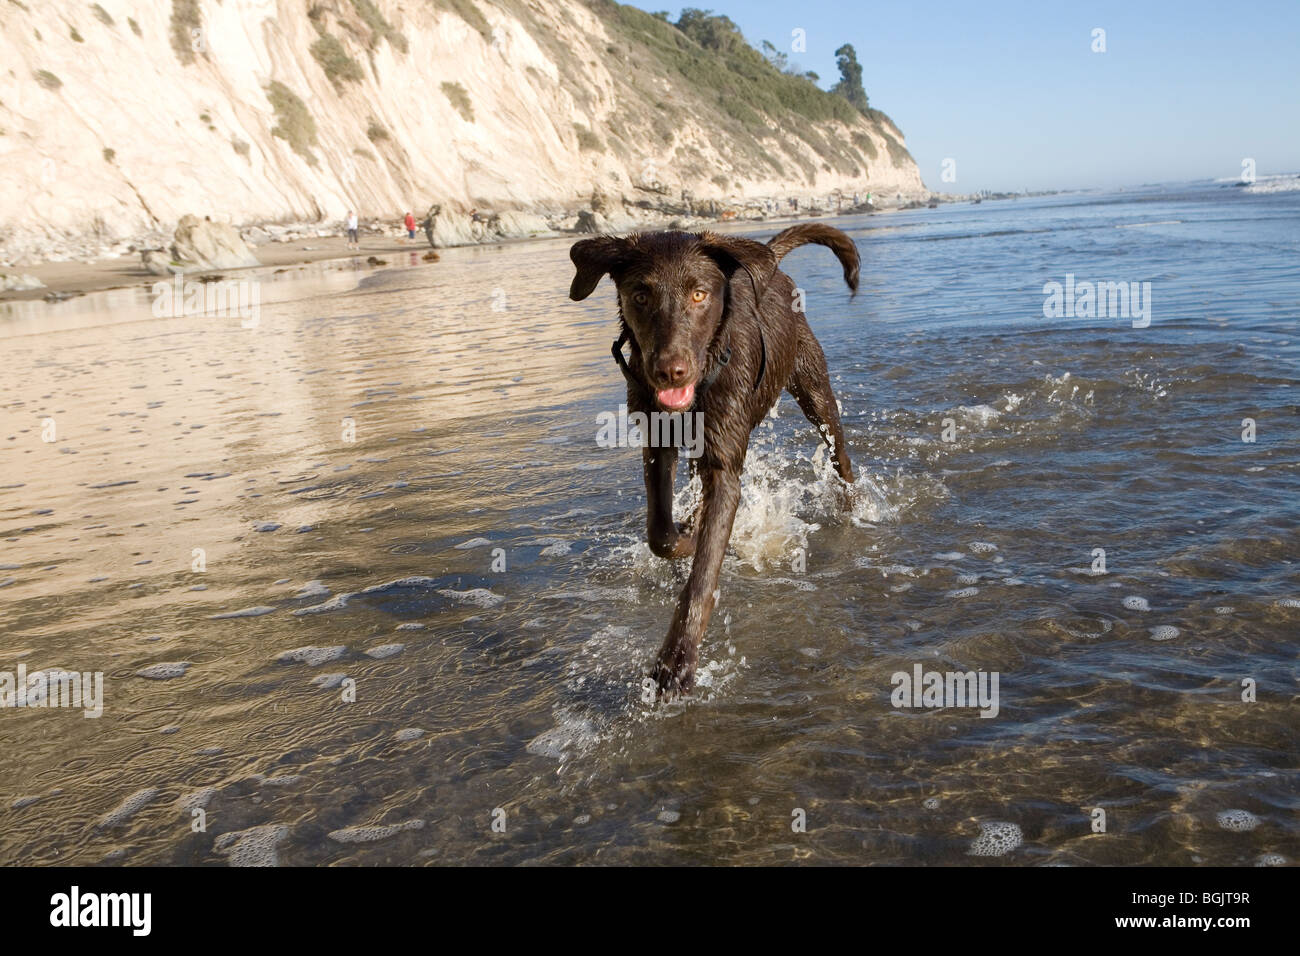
left=697, top=233, right=778, bottom=304
left=569, top=235, right=629, bottom=301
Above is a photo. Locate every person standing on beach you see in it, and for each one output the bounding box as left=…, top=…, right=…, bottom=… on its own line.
left=404, top=211, right=416, bottom=242
left=421, top=204, right=441, bottom=248
left=346, top=210, right=359, bottom=251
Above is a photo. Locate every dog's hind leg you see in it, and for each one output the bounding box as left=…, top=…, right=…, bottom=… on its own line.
left=788, top=326, right=855, bottom=485
left=644, top=446, right=696, bottom=559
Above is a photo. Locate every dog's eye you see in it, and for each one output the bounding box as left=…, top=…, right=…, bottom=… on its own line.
left=691, top=290, right=708, bottom=303
left=632, top=292, right=649, bottom=307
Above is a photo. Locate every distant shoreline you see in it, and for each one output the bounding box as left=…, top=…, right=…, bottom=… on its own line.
left=0, top=203, right=953, bottom=306
left=0, top=233, right=442, bottom=304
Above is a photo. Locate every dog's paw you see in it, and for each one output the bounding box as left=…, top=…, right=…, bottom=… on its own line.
left=648, top=528, right=696, bottom=560
left=669, top=529, right=697, bottom=558
left=837, top=481, right=859, bottom=514
left=650, top=658, right=695, bottom=699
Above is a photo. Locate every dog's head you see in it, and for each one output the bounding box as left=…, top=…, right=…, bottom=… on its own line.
left=569, top=231, right=775, bottom=411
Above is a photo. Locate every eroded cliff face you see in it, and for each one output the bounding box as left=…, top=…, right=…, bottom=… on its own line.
left=0, top=0, right=927, bottom=264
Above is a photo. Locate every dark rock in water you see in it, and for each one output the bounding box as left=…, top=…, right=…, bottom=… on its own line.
left=366, top=256, right=387, bottom=266
left=422, top=250, right=440, bottom=261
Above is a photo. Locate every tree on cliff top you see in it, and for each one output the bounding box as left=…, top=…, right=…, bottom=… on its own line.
left=832, top=43, right=870, bottom=114
left=674, top=8, right=743, bottom=53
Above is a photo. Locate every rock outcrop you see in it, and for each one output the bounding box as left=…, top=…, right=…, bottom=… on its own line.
left=0, top=273, right=45, bottom=291
left=141, top=250, right=182, bottom=276
left=170, top=215, right=261, bottom=269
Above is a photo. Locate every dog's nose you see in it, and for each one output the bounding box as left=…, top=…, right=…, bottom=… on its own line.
left=653, top=356, right=690, bottom=387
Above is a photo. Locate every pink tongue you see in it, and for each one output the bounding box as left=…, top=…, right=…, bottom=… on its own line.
left=657, top=384, right=695, bottom=409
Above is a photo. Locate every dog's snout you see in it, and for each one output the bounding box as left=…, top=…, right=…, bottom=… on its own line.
left=652, top=354, right=691, bottom=387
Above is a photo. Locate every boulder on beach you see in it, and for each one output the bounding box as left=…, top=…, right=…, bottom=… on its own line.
left=141, top=249, right=183, bottom=276
left=170, top=215, right=261, bottom=270
left=494, top=210, right=551, bottom=238
left=0, top=273, right=45, bottom=292
left=575, top=209, right=610, bottom=234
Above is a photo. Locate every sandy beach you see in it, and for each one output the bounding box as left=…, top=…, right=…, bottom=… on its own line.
left=0, top=233, right=448, bottom=303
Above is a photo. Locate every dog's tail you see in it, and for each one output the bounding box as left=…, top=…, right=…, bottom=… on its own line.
left=766, top=223, right=860, bottom=295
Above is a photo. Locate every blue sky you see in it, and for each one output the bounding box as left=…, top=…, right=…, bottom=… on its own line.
left=631, top=1, right=1300, bottom=192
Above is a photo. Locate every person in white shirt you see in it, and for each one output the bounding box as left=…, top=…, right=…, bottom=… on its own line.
left=346, top=211, right=359, bottom=250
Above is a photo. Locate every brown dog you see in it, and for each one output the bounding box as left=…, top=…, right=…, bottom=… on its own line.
left=569, top=224, right=860, bottom=695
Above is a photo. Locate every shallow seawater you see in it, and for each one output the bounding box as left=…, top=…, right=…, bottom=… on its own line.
left=1, top=184, right=1297, bottom=866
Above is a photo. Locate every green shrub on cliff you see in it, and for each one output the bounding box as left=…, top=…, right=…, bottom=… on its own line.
left=434, top=0, right=492, bottom=40
left=312, top=33, right=365, bottom=90
left=350, top=0, right=408, bottom=52
left=266, top=81, right=319, bottom=165
left=851, top=131, right=878, bottom=160
left=574, top=123, right=603, bottom=152
left=441, top=82, right=474, bottom=122
left=170, top=0, right=201, bottom=65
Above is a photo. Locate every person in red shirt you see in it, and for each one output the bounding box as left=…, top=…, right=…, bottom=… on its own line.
left=403, top=211, right=416, bottom=241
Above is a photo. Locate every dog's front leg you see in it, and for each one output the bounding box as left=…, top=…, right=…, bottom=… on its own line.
left=644, top=446, right=696, bottom=559
left=650, top=467, right=741, bottom=695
